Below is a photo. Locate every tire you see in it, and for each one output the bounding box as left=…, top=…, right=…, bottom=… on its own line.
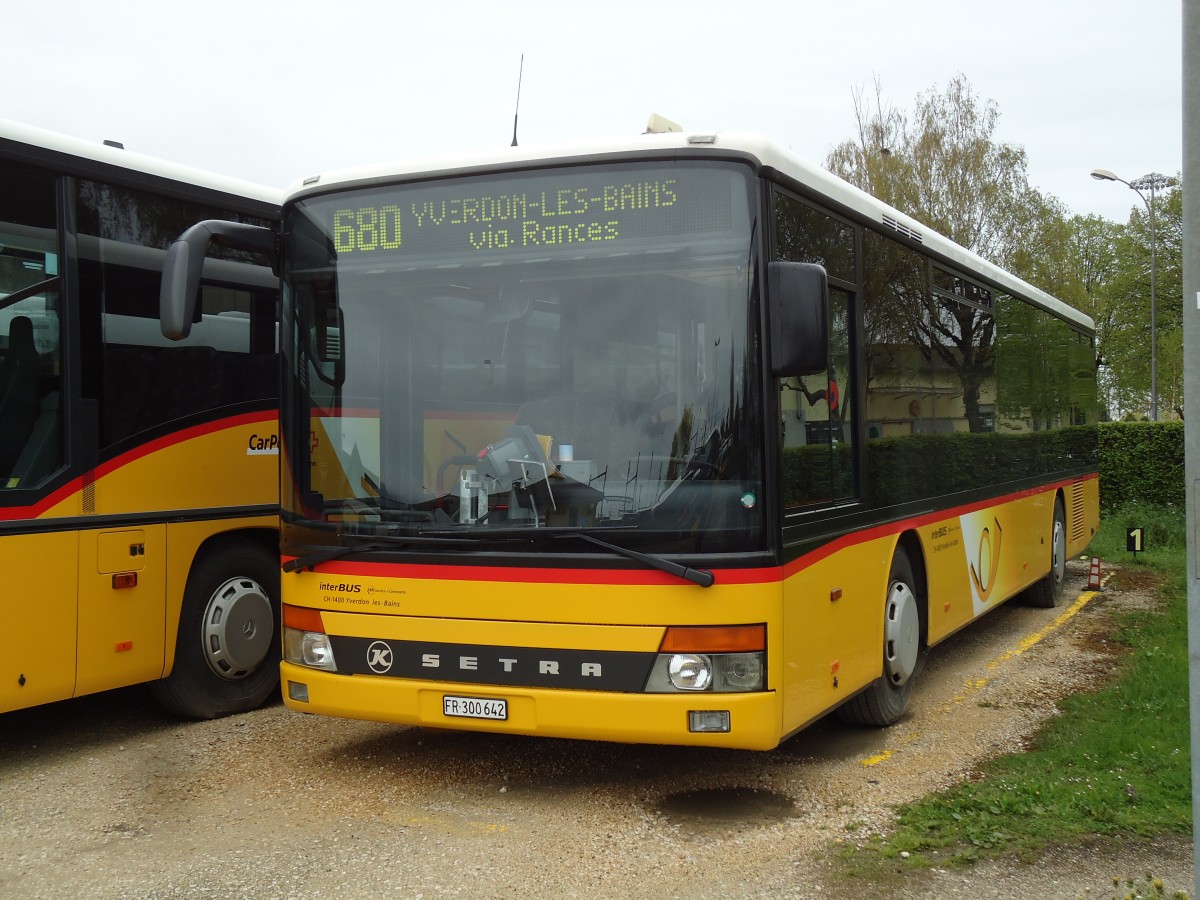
left=836, top=547, right=923, bottom=727
left=1021, top=498, right=1067, bottom=609
left=149, top=539, right=280, bottom=719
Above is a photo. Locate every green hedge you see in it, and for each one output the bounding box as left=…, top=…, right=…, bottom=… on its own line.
left=779, top=423, right=1184, bottom=514
left=1097, top=421, right=1185, bottom=511
left=781, top=427, right=1098, bottom=509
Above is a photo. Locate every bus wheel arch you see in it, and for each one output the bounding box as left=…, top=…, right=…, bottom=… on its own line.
left=1020, top=493, right=1068, bottom=609
left=149, top=532, right=281, bottom=719
left=836, top=534, right=927, bottom=727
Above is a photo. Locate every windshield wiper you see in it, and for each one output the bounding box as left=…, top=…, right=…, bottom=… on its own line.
left=285, top=528, right=714, bottom=587
left=283, top=534, right=476, bottom=572
left=562, top=533, right=715, bottom=588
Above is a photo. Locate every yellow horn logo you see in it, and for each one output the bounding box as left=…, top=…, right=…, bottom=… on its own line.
left=970, top=517, right=1003, bottom=603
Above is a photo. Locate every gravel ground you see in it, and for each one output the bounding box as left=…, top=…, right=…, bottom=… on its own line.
left=1, top=560, right=1193, bottom=899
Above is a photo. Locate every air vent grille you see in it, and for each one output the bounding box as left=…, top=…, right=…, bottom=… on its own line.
left=1070, top=480, right=1086, bottom=544
left=882, top=214, right=924, bottom=244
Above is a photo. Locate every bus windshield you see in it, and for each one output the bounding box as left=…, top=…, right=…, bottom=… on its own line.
left=283, top=161, right=763, bottom=553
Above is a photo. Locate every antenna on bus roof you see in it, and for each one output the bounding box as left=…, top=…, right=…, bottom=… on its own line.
left=510, top=54, right=524, bottom=147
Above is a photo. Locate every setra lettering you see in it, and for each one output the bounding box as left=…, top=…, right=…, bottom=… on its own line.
left=389, top=648, right=604, bottom=677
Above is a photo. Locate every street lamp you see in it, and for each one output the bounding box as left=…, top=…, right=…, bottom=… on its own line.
left=1091, top=168, right=1171, bottom=421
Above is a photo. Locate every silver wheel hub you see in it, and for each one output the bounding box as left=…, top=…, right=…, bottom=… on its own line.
left=202, top=576, right=273, bottom=681
left=1052, top=518, right=1066, bottom=585
left=884, top=580, right=920, bottom=686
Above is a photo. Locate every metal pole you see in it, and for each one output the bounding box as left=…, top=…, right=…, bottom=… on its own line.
left=1127, top=179, right=1160, bottom=420
left=1149, top=181, right=1159, bottom=421
left=1180, top=1, right=1199, bottom=895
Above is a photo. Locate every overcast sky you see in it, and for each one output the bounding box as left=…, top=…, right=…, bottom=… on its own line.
left=1, top=0, right=1183, bottom=224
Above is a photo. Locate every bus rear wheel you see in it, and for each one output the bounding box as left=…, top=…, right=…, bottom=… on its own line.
left=836, top=547, right=923, bottom=727
left=150, top=539, right=280, bottom=719
left=1021, top=498, right=1067, bottom=608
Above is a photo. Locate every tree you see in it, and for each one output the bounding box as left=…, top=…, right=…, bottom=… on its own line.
left=829, top=76, right=1086, bottom=430
left=1101, top=179, right=1183, bottom=419
left=826, top=75, right=1186, bottom=423
left=826, top=75, right=1058, bottom=275
left=1057, top=214, right=1120, bottom=418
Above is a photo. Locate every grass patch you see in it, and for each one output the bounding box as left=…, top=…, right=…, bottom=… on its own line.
left=840, top=504, right=1191, bottom=870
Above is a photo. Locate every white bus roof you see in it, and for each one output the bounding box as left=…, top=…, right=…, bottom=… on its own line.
left=0, top=117, right=283, bottom=208
left=290, top=129, right=1092, bottom=331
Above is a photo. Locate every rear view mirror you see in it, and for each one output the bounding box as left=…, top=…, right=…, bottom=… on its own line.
left=303, top=295, right=346, bottom=388
left=160, top=220, right=276, bottom=340
left=767, top=261, right=828, bottom=377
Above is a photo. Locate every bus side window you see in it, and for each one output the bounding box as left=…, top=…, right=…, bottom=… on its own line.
left=779, top=288, right=855, bottom=506
left=76, top=179, right=277, bottom=447
left=772, top=191, right=857, bottom=508
left=0, top=162, right=63, bottom=490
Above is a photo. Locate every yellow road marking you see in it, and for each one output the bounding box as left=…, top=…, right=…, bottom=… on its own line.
left=860, top=750, right=893, bottom=767
left=858, top=587, right=1100, bottom=767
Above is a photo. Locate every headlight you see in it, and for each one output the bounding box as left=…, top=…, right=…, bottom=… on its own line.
left=644, top=624, right=766, bottom=693
left=668, top=654, right=713, bottom=690
left=284, top=626, right=338, bottom=671
left=646, top=651, right=765, bottom=693
left=714, top=653, right=764, bottom=690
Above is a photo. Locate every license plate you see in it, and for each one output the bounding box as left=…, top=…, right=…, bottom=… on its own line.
left=442, top=695, right=508, bottom=720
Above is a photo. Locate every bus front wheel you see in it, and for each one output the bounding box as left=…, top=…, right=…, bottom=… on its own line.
left=835, top=547, right=923, bottom=727
left=150, top=539, right=281, bottom=719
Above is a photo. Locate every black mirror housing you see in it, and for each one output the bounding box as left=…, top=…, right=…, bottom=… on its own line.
left=767, top=261, right=829, bottom=376
left=160, top=220, right=276, bottom=340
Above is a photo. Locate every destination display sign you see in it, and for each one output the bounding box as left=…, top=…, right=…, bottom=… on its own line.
left=318, top=164, right=742, bottom=261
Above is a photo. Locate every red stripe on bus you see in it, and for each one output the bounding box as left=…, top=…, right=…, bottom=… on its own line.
left=288, top=475, right=1095, bottom=587
left=0, top=411, right=276, bottom=521
left=287, top=557, right=783, bottom=585
left=780, top=475, right=1096, bottom=579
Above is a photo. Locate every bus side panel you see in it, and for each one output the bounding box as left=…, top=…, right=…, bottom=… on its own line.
left=80, top=415, right=280, bottom=681
left=91, top=413, right=279, bottom=517
left=780, top=535, right=894, bottom=735
left=75, top=524, right=167, bottom=698
left=779, top=478, right=1102, bottom=733
left=921, top=480, right=1097, bottom=647
left=919, top=494, right=1054, bottom=646
left=1, top=532, right=79, bottom=712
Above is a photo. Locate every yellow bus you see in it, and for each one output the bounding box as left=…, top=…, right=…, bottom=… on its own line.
left=163, top=124, right=1099, bottom=749
left=1, top=119, right=282, bottom=719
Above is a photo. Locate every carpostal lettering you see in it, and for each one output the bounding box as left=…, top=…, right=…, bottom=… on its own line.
left=246, top=433, right=279, bottom=455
